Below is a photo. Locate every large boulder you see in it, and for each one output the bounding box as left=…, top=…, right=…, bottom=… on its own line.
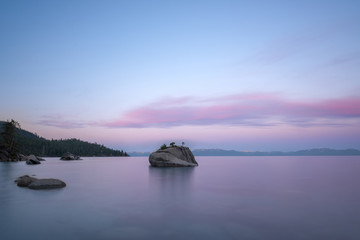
left=15, top=175, right=66, bottom=189
left=149, top=146, right=198, bottom=167
left=26, top=155, right=41, bottom=165
left=60, top=152, right=81, bottom=160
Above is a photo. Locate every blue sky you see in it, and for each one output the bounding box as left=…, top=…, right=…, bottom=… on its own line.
left=1, top=0, right=360, bottom=152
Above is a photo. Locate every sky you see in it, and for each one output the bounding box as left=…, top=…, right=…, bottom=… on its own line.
left=1, top=0, right=360, bottom=152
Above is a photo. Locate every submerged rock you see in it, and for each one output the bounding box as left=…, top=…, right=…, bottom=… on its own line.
left=15, top=175, right=66, bottom=190
left=60, top=152, right=81, bottom=160
left=149, top=146, right=198, bottom=167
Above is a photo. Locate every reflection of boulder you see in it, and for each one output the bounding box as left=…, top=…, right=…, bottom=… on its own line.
left=149, top=146, right=198, bottom=167
left=60, top=152, right=81, bottom=160
left=148, top=167, right=195, bottom=198
left=15, top=175, right=66, bottom=190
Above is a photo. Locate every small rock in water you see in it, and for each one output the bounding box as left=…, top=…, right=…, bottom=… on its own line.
left=26, top=155, right=41, bottom=165
left=15, top=175, right=66, bottom=190
left=60, top=152, right=81, bottom=160
left=28, top=179, right=66, bottom=189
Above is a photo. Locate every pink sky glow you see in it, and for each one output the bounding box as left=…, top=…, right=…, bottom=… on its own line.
left=31, top=94, right=360, bottom=152
left=99, top=94, right=360, bottom=128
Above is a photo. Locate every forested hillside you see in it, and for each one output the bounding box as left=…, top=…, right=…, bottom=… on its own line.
left=0, top=121, right=128, bottom=157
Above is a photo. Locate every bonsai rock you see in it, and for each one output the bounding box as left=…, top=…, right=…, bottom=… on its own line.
left=149, top=146, right=198, bottom=167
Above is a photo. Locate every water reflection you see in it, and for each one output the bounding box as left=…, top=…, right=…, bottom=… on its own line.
left=148, top=166, right=195, bottom=198
left=0, top=162, right=17, bottom=208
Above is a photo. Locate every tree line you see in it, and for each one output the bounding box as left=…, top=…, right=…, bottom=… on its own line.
left=0, top=120, right=128, bottom=157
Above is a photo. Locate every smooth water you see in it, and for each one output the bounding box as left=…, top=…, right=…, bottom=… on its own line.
left=1, top=156, right=360, bottom=240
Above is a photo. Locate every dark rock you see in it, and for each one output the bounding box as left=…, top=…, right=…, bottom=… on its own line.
left=26, top=155, right=41, bottom=165
left=15, top=175, right=66, bottom=189
left=14, top=175, right=38, bottom=187
left=28, top=179, right=66, bottom=189
left=26, top=159, right=41, bottom=165
left=149, top=146, right=198, bottom=167
left=60, top=152, right=81, bottom=160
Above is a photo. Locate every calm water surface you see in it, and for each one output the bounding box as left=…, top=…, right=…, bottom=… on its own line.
left=1, top=156, right=360, bottom=240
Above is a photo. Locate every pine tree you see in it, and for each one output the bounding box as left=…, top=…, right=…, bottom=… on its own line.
left=1, top=119, right=21, bottom=159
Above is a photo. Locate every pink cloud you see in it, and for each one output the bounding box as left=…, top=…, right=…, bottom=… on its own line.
left=102, top=94, right=360, bottom=128
left=36, top=94, right=360, bottom=129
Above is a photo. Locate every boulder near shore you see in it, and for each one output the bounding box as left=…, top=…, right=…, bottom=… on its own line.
left=149, top=146, right=198, bottom=167
left=15, top=175, right=66, bottom=190
left=60, top=152, right=81, bottom=160
left=25, top=154, right=45, bottom=165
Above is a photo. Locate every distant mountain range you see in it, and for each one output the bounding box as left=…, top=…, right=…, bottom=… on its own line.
left=2, top=121, right=359, bottom=157
left=130, top=148, right=360, bottom=157
left=0, top=121, right=128, bottom=157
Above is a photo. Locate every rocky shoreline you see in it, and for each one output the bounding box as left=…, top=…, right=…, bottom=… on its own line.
left=0, top=149, right=82, bottom=162
left=0, top=149, right=45, bottom=163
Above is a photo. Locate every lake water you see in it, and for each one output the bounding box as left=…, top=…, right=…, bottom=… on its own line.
left=1, top=156, right=360, bottom=240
